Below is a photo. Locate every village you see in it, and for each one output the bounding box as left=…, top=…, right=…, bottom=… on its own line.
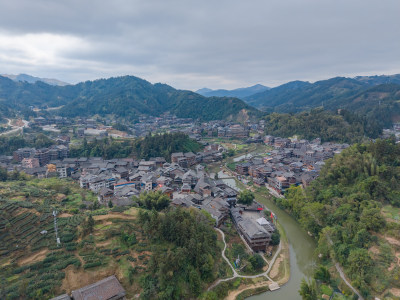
left=0, top=113, right=349, bottom=256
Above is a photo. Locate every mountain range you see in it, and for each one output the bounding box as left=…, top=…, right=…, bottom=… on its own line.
left=1, top=73, right=400, bottom=128
left=243, top=75, right=400, bottom=128
left=1, top=73, right=70, bottom=86
left=245, top=74, right=400, bottom=111
left=196, top=84, right=269, bottom=99
left=0, top=75, right=259, bottom=122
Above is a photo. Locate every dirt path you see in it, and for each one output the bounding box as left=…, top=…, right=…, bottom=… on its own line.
left=327, top=235, right=364, bottom=300
left=93, top=213, right=136, bottom=221
left=208, top=228, right=282, bottom=291
left=269, top=255, right=283, bottom=279
left=226, top=280, right=271, bottom=300
left=59, top=213, right=73, bottom=218
left=390, top=288, right=400, bottom=297
left=385, top=236, right=400, bottom=246
left=18, top=249, right=49, bottom=265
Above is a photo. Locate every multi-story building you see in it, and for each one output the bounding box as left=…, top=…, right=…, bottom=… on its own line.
left=231, top=207, right=275, bottom=252
left=21, top=158, right=40, bottom=169
left=13, top=148, right=36, bottom=162
left=34, top=149, right=50, bottom=166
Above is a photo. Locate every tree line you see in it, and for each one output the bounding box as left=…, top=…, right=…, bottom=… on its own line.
left=0, top=134, right=54, bottom=155
left=69, top=132, right=202, bottom=161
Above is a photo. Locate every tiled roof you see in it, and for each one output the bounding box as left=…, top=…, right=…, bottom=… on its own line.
left=71, top=275, right=126, bottom=300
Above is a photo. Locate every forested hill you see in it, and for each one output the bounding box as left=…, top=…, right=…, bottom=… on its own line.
left=246, top=74, right=400, bottom=110
left=245, top=75, right=400, bottom=128
left=0, top=75, right=259, bottom=122
left=263, top=108, right=382, bottom=143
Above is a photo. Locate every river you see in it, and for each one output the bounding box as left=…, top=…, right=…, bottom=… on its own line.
left=218, top=171, right=317, bottom=300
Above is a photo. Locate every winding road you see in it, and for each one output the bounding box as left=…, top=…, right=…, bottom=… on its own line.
left=208, top=228, right=282, bottom=291
left=0, top=119, right=29, bottom=136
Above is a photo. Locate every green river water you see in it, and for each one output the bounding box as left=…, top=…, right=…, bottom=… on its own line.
left=219, top=172, right=317, bottom=299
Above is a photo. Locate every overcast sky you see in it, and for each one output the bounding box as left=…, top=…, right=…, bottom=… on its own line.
left=0, top=0, right=399, bottom=90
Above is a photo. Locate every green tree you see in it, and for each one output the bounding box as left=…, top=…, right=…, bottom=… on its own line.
left=87, top=215, right=95, bottom=232
left=314, top=265, right=330, bottom=283
left=92, top=200, right=100, bottom=210
left=347, top=248, right=372, bottom=280
left=82, top=215, right=95, bottom=236
left=134, top=191, right=170, bottom=211
left=270, top=230, right=281, bottom=246
left=248, top=254, right=265, bottom=271
left=299, top=279, right=317, bottom=300
left=237, top=190, right=255, bottom=206
left=0, top=167, right=7, bottom=181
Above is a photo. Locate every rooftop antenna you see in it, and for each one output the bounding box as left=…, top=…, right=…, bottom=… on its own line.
left=53, top=210, right=61, bottom=246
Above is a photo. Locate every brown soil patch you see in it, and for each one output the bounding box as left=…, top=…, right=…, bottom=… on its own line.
left=96, top=240, right=112, bottom=247
left=388, top=262, right=395, bottom=272
left=385, top=237, right=400, bottom=247
left=269, top=254, right=283, bottom=279
left=225, top=280, right=271, bottom=300
left=61, top=264, right=118, bottom=294
left=96, top=221, right=112, bottom=228
left=369, top=245, right=380, bottom=255
left=56, top=193, right=66, bottom=201
left=18, top=249, right=49, bottom=266
left=14, top=208, right=40, bottom=217
left=385, top=217, right=400, bottom=224
left=390, top=288, right=400, bottom=297
left=59, top=213, right=73, bottom=218
left=94, top=213, right=136, bottom=221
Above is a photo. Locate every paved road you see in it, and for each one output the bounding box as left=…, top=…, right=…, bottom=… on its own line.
left=208, top=228, right=282, bottom=291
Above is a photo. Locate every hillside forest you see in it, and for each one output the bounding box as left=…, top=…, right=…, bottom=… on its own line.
left=276, top=139, right=400, bottom=298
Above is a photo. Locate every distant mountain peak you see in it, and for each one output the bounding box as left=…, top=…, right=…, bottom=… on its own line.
left=196, top=84, right=269, bottom=99
left=1, top=73, right=70, bottom=86
left=196, top=88, right=213, bottom=94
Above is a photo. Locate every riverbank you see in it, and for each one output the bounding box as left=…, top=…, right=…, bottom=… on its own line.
left=207, top=144, right=316, bottom=300
left=223, top=220, right=291, bottom=300
left=208, top=218, right=290, bottom=300
left=212, top=166, right=292, bottom=298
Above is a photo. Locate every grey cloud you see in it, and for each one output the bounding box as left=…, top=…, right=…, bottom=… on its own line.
left=0, top=0, right=399, bottom=89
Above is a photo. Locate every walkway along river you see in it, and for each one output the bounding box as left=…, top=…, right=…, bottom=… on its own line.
left=219, top=171, right=317, bottom=300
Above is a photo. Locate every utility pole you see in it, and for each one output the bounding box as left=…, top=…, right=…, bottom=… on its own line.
left=53, top=210, right=60, bottom=246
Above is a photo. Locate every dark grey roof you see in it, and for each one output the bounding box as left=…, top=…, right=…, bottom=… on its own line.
left=71, top=275, right=126, bottom=300
left=50, top=294, right=71, bottom=300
